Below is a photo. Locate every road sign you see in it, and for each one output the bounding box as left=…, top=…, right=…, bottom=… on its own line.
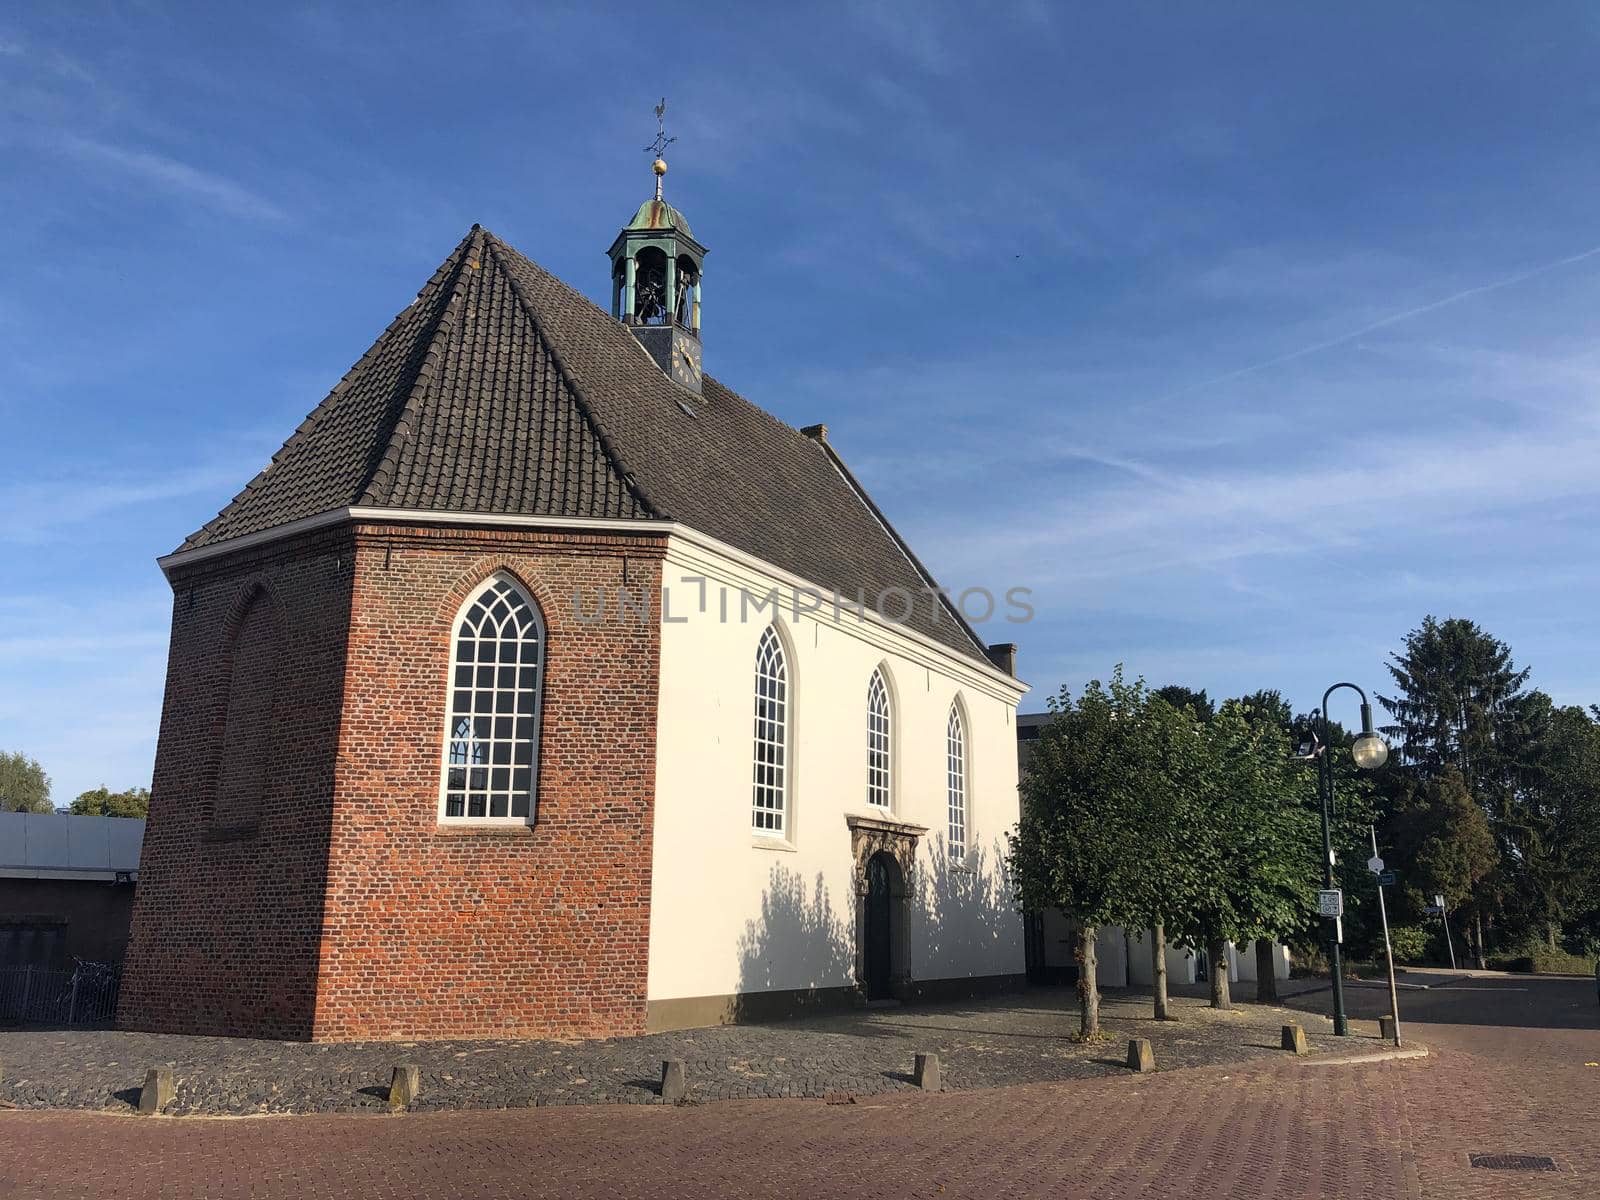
left=1367, top=855, right=1385, bottom=874
left=1434, top=894, right=1446, bottom=909
left=1317, top=888, right=1344, bottom=918
left=1377, top=870, right=1397, bottom=887
left=1423, top=904, right=1443, bottom=916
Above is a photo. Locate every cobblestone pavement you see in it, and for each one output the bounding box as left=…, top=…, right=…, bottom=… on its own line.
left=0, top=987, right=1340, bottom=1114
left=4, top=975, right=1592, bottom=1199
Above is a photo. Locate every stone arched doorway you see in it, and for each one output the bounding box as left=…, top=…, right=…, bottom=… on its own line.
left=846, top=813, right=925, bottom=1003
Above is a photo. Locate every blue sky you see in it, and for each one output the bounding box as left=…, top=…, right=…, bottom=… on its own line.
left=4, top=3, right=1600, bottom=803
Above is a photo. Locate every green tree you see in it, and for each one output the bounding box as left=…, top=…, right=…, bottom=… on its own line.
left=69, top=786, right=151, bottom=818
left=1231, top=689, right=1310, bottom=1000
left=1120, top=691, right=1211, bottom=1021
left=1517, top=703, right=1600, bottom=953
left=1379, top=616, right=1534, bottom=784
left=1235, top=689, right=1293, bottom=733
left=0, top=751, right=52, bottom=813
left=1390, top=766, right=1498, bottom=942
left=1153, top=684, right=1215, bottom=723
left=1377, top=617, right=1596, bottom=955
left=1010, top=670, right=1176, bottom=1038
left=1167, top=703, right=1321, bottom=1010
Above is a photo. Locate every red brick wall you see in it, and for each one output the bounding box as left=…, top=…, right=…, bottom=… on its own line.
left=117, top=528, right=355, bottom=1038
left=310, top=523, right=665, bottom=1041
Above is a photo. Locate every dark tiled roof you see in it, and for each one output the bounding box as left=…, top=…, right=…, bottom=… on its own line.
left=184, top=226, right=995, bottom=668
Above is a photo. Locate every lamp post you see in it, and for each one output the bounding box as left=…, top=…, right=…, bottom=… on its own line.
left=1315, top=683, right=1389, bottom=1037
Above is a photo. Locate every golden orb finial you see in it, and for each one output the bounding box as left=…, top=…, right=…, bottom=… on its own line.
left=652, top=157, right=668, bottom=177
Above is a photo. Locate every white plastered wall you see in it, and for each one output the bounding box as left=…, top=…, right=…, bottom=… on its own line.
left=647, top=536, right=1028, bottom=1005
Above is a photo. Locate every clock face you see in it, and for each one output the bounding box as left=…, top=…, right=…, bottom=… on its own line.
left=671, top=340, right=702, bottom=388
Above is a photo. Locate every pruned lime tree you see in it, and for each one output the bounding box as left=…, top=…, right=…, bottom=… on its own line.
left=1165, top=702, right=1322, bottom=1010
left=1009, top=670, right=1187, bottom=1038
left=1122, top=690, right=1211, bottom=1021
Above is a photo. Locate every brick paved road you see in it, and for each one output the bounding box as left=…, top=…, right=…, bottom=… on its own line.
left=2, top=974, right=1593, bottom=1198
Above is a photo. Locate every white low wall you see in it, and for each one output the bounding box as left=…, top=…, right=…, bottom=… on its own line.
left=1234, top=940, right=1291, bottom=982
left=1125, top=929, right=1199, bottom=986
left=1041, top=923, right=1292, bottom=989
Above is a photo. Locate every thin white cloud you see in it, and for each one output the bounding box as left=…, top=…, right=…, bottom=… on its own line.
left=919, top=416, right=1600, bottom=598
left=56, top=134, right=288, bottom=222
left=1162, top=241, right=1600, bottom=402
left=0, top=464, right=244, bottom=544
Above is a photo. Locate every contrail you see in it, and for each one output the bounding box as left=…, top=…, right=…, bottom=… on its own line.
left=1161, top=241, right=1600, bottom=401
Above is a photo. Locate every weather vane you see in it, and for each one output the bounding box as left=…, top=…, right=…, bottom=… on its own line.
left=644, top=97, right=676, bottom=200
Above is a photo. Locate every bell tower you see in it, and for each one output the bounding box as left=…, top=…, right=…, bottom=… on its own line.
left=607, top=100, right=707, bottom=394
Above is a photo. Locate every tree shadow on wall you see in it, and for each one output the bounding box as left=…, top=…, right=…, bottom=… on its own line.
left=911, top=838, right=1024, bottom=1006
left=734, top=865, right=856, bottom=1020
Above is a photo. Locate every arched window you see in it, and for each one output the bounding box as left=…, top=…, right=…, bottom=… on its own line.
left=440, top=573, right=545, bottom=823
left=946, top=702, right=967, bottom=859
left=866, top=668, right=892, bottom=809
left=751, top=626, right=789, bottom=836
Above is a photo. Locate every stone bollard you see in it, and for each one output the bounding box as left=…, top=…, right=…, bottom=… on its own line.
left=138, top=1066, right=174, bottom=1114
left=1379, top=1015, right=1398, bottom=1042
left=1126, top=1038, right=1155, bottom=1073
left=659, top=1059, right=687, bottom=1102
left=388, top=1064, right=421, bottom=1109
left=913, top=1052, right=941, bottom=1092
left=1281, top=1023, right=1309, bottom=1055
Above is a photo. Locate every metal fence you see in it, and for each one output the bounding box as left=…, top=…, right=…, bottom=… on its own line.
left=0, top=961, right=122, bottom=1026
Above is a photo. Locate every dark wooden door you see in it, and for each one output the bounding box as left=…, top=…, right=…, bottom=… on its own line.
left=865, top=854, right=893, bottom=1000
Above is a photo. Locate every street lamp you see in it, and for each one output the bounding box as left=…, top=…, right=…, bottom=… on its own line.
left=1313, top=683, right=1388, bottom=1037
left=1351, top=723, right=1389, bottom=770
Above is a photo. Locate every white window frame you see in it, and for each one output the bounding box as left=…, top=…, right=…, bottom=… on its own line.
left=866, top=667, right=892, bottom=810
left=751, top=625, right=790, bottom=838
left=946, top=700, right=967, bottom=859
left=437, top=572, right=546, bottom=825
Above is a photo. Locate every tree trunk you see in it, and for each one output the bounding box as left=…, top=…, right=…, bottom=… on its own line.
left=1077, top=924, right=1100, bottom=1038
left=1151, top=924, right=1169, bottom=1021
left=1474, top=912, right=1488, bottom=970
left=1254, top=939, right=1279, bottom=1004
left=1208, top=939, right=1231, bottom=1009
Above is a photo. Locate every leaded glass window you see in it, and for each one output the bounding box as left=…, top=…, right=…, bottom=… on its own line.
left=947, top=702, right=967, bottom=859
left=440, top=574, right=544, bottom=823
left=866, top=669, right=891, bottom=809
left=752, top=626, right=788, bottom=836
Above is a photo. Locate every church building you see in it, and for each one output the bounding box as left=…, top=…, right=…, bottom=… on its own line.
left=117, top=155, right=1029, bottom=1041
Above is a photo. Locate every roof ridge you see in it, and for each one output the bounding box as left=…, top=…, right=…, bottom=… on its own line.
left=480, top=232, right=661, bottom=519
left=356, top=227, right=482, bottom=507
